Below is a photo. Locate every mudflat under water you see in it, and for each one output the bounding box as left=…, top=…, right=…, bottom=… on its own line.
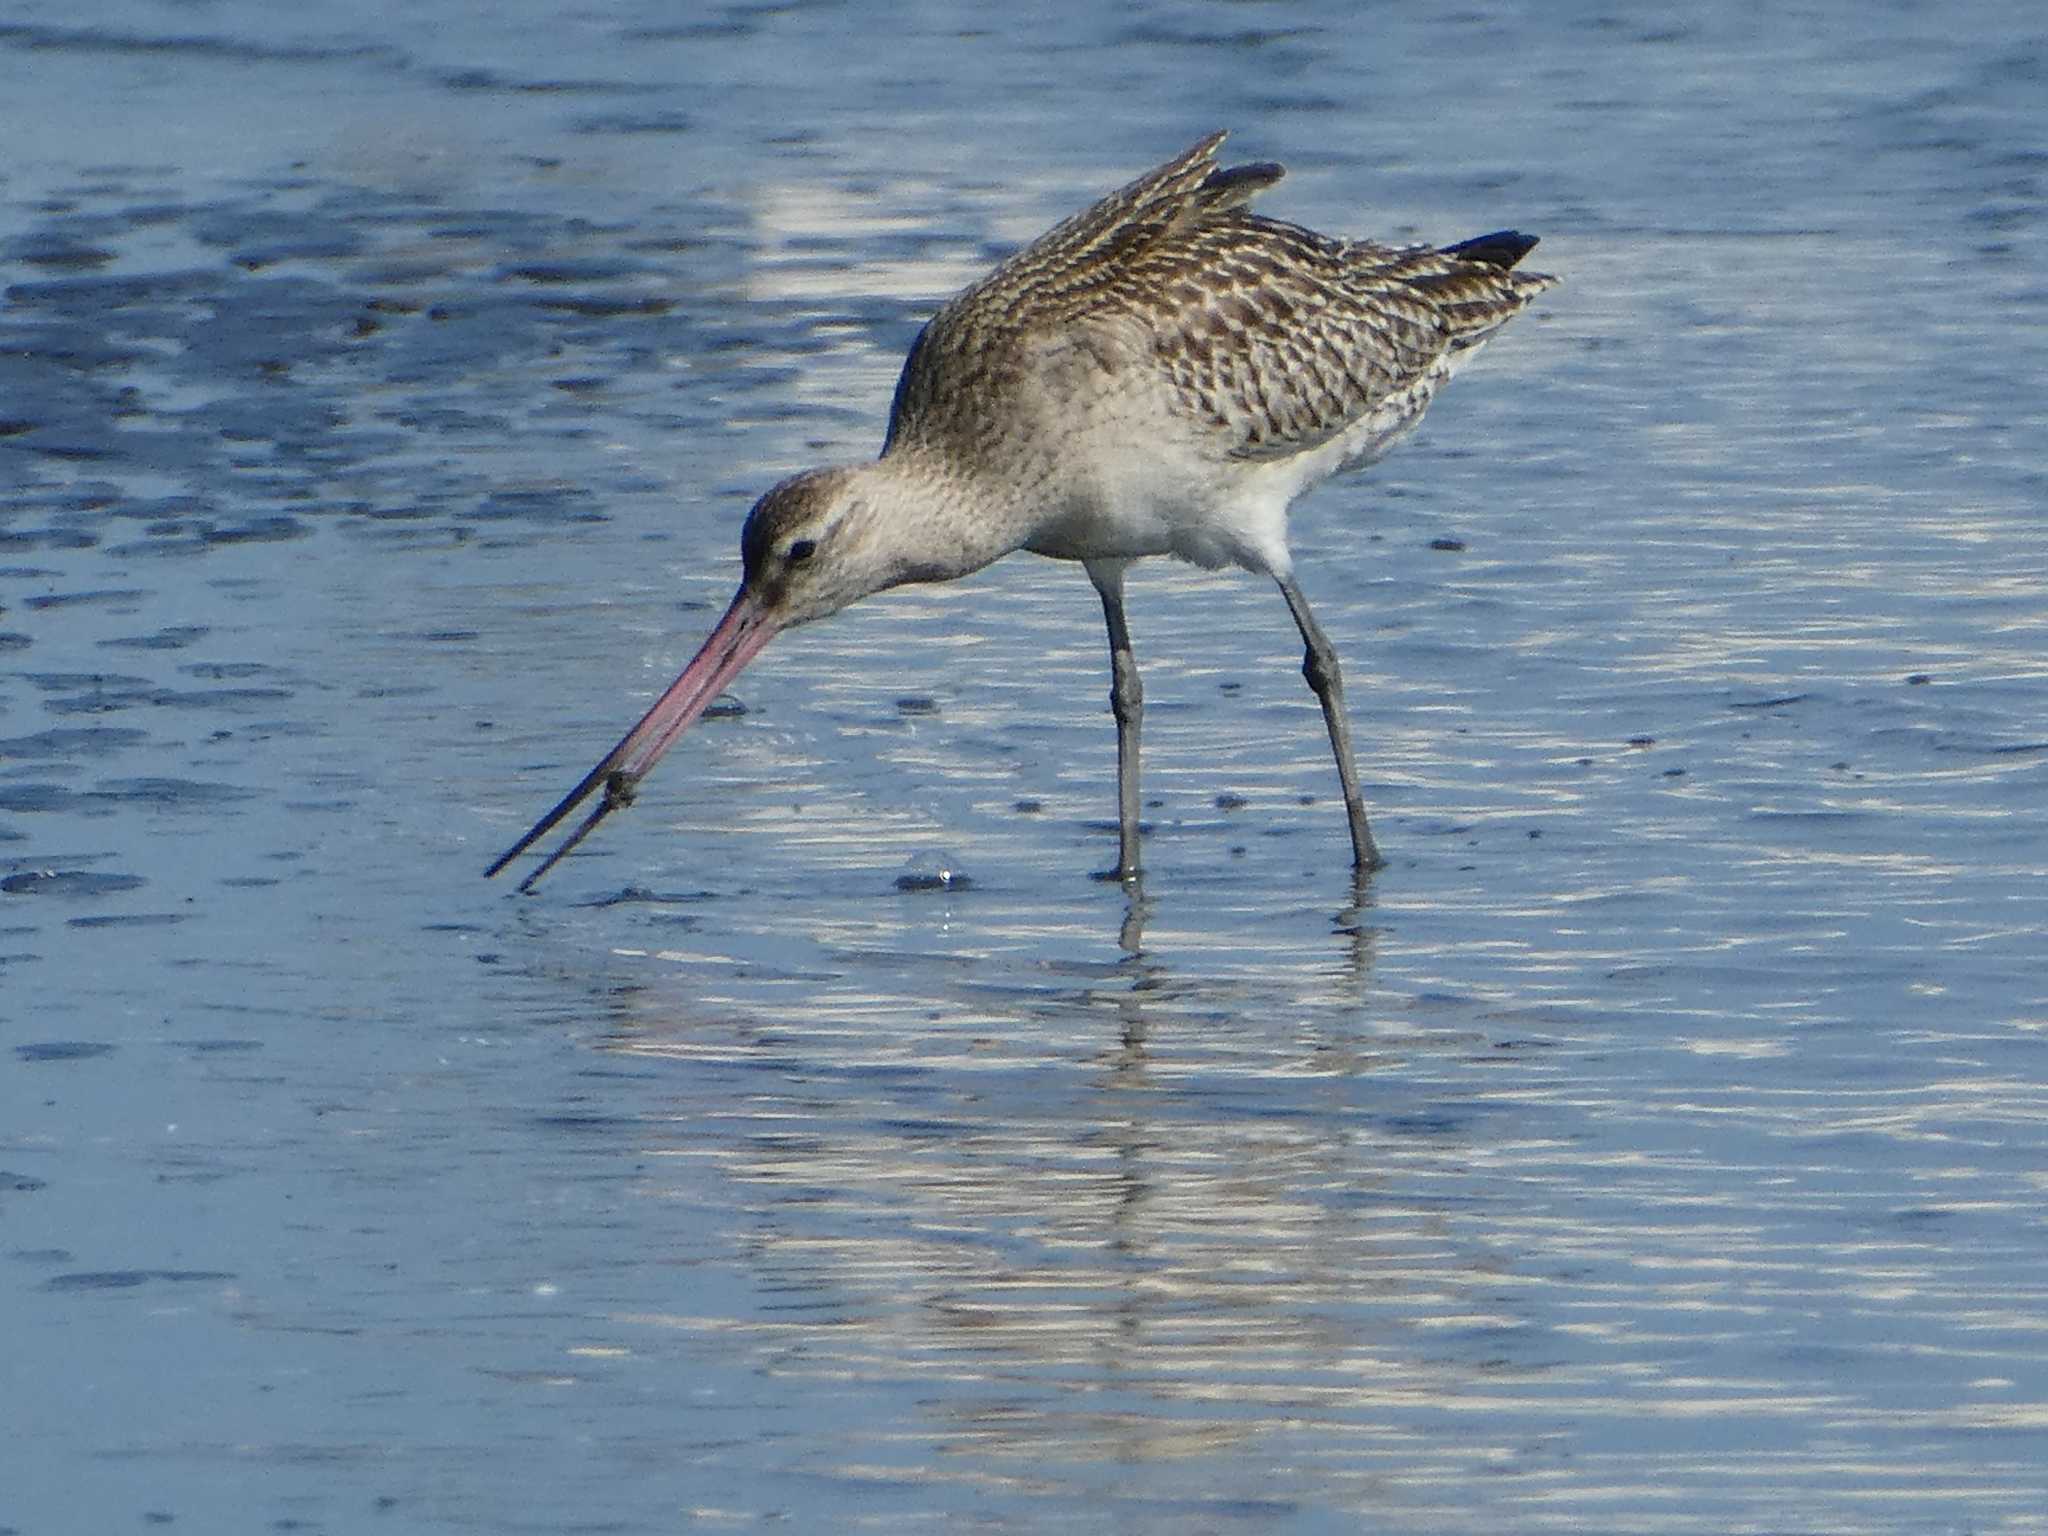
left=3, top=2, right=2045, bottom=1532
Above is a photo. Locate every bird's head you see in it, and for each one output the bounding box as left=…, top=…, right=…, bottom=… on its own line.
left=739, top=465, right=898, bottom=627
left=482, top=455, right=994, bottom=890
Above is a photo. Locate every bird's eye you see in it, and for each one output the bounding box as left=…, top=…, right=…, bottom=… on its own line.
left=786, top=538, right=817, bottom=565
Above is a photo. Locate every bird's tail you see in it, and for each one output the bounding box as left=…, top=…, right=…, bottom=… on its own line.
left=1419, top=230, right=1557, bottom=359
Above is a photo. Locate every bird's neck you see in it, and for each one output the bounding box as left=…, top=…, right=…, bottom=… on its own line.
left=847, top=447, right=1037, bottom=589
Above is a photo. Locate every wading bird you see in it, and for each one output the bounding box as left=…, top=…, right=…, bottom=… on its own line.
left=487, top=132, right=1554, bottom=891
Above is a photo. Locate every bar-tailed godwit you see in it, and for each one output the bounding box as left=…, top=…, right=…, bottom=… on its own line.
left=488, top=132, right=1555, bottom=890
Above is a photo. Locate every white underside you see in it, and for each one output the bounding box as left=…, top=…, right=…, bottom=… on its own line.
left=1020, top=372, right=1445, bottom=579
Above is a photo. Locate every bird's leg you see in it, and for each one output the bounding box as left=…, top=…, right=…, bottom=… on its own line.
left=1277, top=576, right=1385, bottom=873
left=1088, top=559, right=1144, bottom=881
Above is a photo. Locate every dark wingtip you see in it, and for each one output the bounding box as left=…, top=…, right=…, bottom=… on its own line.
left=1440, top=230, right=1541, bottom=269
left=1201, top=160, right=1285, bottom=198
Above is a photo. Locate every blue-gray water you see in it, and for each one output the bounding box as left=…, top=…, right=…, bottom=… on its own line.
left=4, top=2, right=2046, bottom=1531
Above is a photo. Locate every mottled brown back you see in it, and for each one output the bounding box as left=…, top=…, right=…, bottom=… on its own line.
left=885, top=133, right=1554, bottom=465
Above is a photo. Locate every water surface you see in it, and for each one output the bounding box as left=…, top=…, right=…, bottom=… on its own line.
left=3, top=2, right=2045, bottom=1531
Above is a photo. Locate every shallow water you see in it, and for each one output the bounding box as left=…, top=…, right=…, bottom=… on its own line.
left=4, top=1, right=2046, bottom=1531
